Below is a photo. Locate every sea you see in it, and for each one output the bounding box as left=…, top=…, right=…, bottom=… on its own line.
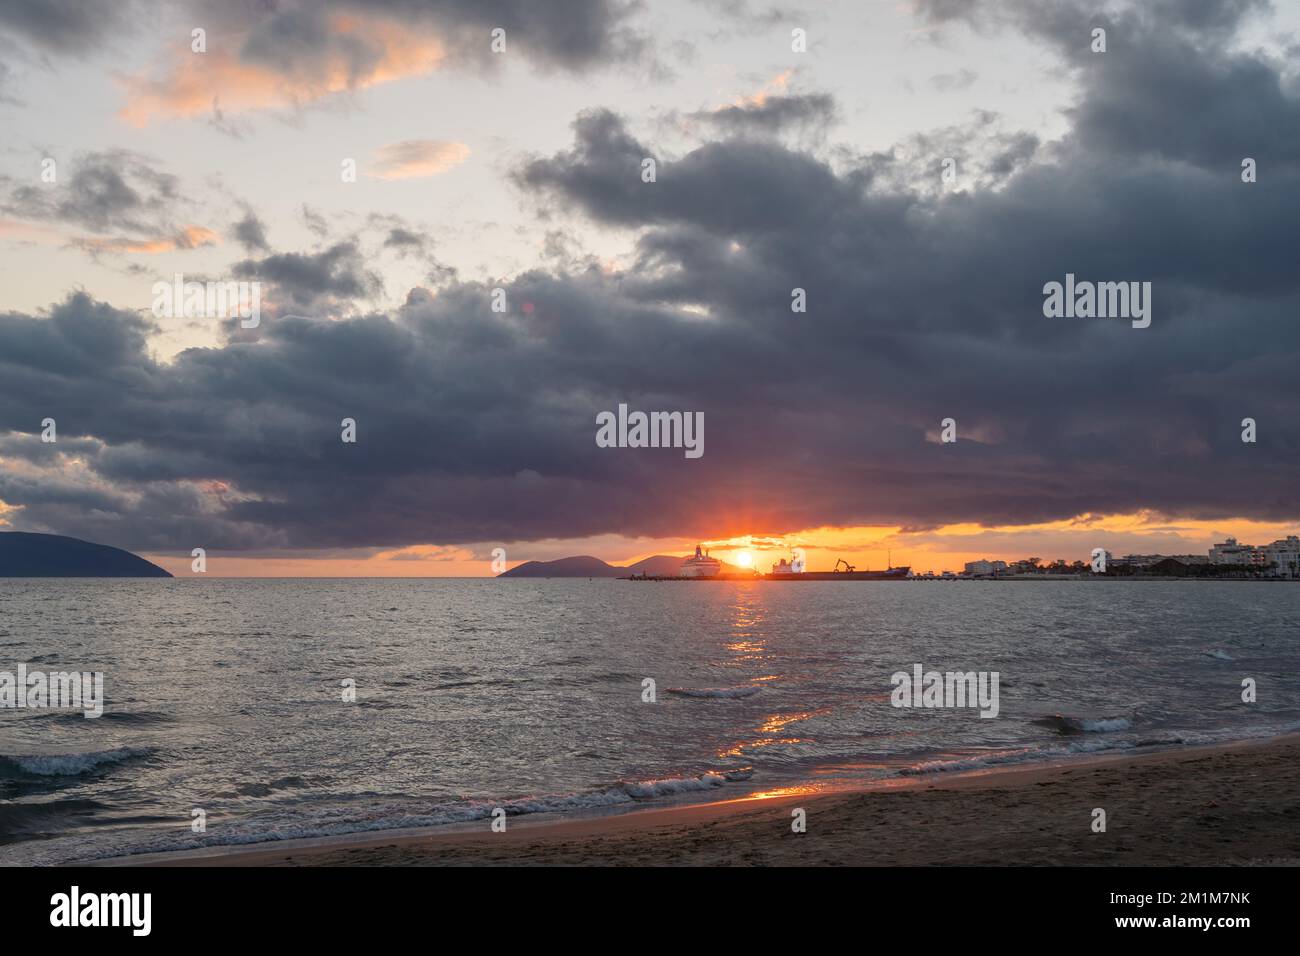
left=2, top=578, right=1298, bottom=865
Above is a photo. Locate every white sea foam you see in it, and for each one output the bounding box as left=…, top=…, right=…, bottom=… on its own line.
left=901, top=720, right=1300, bottom=777
left=38, top=769, right=752, bottom=863
left=620, top=771, right=728, bottom=798
left=1078, top=717, right=1132, bottom=733
left=901, top=738, right=1146, bottom=776
left=1032, top=714, right=1131, bottom=735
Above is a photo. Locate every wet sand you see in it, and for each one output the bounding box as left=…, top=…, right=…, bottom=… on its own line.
left=116, top=734, right=1300, bottom=867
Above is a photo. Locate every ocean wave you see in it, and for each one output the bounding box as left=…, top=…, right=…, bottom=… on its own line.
left=1205, top=649, right=1235, bottom=661
left=900, top=737, right=1151, bottom=775
left=667, top=686, right=761, bottom=699
left=0, top=747, right=152, bottom=778
left=431, top=678, right=520, bottom=691
left=1032, top=714, right=1132, bottom=736
left=0, top=798, right=107, bottom=843
left=63, top=768, right=756, bottom=862
left=32, top=710, right=171, bottom=727
left=901, top=720, right=1300, bottom=777
left=26, top=716, right=1300, bottom=865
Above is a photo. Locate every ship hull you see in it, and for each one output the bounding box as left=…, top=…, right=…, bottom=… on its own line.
left=764, top=568, right=910, bottom=581
left=679, top=565, right=721, bottom=578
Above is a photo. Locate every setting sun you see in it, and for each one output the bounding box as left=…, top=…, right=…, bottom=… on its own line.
left=735, top=551, right=753, bottom=568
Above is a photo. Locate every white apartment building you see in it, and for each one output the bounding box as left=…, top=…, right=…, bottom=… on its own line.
left=1209, top=535, right=1300, bottom=576
left=963, top=559, right=1008, bottom=575
left=1209, top=537, right=1257, bottom=565
left=1260, top=536, right=1300, bottom=577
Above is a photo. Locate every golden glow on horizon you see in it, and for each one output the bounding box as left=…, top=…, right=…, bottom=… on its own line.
left=135, top=511, right=1300, bottom=576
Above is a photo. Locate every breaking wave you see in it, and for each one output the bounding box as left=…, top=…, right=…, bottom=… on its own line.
left=0, top=747, right=152, bottom=778
left=1032, top=714, right=1132, bottom=736
left=67, top=767, right=757, bottom=862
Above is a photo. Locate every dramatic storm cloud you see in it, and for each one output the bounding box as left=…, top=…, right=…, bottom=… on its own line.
left=0, top=0, right=142, bottom=54
left=100, top=0, right=650, bottom=123
left=0, top=0, right=1297, bottom=556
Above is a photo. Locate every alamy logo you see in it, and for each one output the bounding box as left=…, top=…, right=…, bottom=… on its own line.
left=0, top=665, right=103, bottom=718
left=152, top=273, right=261, bottom=328
left=595, top=404, right=704, bottom=459
left=50, top=886, right=151, bottom=936
left=1042, top=273, right=1151, bottom=328
left=890, top=664, right=1000, bottom=718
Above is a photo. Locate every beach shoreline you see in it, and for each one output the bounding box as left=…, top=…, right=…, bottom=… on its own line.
left=99, top=732, right=1300, bottom=867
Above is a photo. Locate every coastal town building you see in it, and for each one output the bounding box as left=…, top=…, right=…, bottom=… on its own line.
left=1112, top=554, right=1164, bottom=568
left=1210, top=537, right=1258, bottom=565
left=1259, top=536, right=1300, bottom=578
left=952, top=534, right=1299, bottom=579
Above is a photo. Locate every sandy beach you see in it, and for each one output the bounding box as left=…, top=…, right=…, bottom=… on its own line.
left=114, top=734, right=1300, bottom=867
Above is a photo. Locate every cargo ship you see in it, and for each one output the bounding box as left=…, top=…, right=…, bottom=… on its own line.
left=765, top=556, right=910, bottom=581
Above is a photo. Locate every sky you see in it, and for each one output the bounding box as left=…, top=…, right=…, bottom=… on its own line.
left=1, top=0, right=1299, bottom=576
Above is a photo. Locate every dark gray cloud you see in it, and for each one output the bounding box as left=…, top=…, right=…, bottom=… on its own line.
left=1, top=150, right=181, bottom=235
left=1, top=0, right=1298, bottom=554
left=0, top=149, right=213, bottom=260
left=915, top=0, right=1295, bottom=171
left=0, top=0, right=646, bottom=73
left=691, top=92, right=837, bottom=137
left=839, top=109, right=1040, bottom=196
left=517, top=109, right=861, bottom=231
left=0, top=0, right=138, bottom=53
left=383, top=227, right=425, bottom=250
left=232, top=209, right=270, bottom=253
left=918, top=0, right=1269, bottom=41
left=232, top=242, right=384, bottom=311
left=193, top=0, right=649, bottom=75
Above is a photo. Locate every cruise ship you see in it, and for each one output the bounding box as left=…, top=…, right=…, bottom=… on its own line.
left=679, top=544, right=722, bottom=578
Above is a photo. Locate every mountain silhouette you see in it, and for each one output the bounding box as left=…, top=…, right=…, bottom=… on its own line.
left=0, top=532, right=172, bottom=577
left=498, top=553, right=748, bottom=578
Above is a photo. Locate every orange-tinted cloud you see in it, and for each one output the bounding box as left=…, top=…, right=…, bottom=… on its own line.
left=119, top=16, right=445, bottom=125
left=732, top=69, right=794, bottom=109
left=0, top=219, right=63, bottom=242
left=367, top=139, right=470, bottom=180
left=74, top=225, right=220, bottom=255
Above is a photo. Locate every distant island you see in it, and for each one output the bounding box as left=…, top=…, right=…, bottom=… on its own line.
left=0, top=532, right=172, bottom=578
left=498, top=554, right=747, bottom=578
